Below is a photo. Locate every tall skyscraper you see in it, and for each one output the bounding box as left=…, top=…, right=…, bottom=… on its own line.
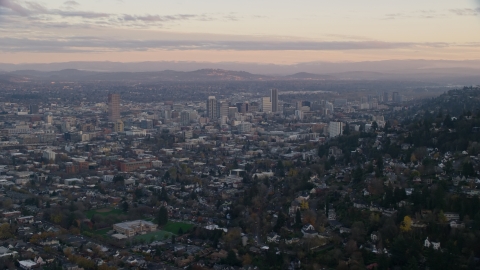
left=262, top=97, right=272, bottom=112
left=44, top=113, right=53, bottom=124
left=29, top=104, right=39, bottom=114
left=237, top=102, right=249, bottom=114
left=180, top=111, right=191, bottom=126
left=329, top=122, right=343, bottom=137
left=219, top=101, right=230, bottom=118
left=207, top=96, right=218, bottom=119
left=383, top=92, right=389, bottom=102
left=271, top=89, right=278, bottom=112
left=392, top=92, right=400, bottom=102
left=108, top=93, right=121, bottom=121
left=228, top=107, right=238, bottom=119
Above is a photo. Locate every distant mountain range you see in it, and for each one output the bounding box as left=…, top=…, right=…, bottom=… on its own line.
left=0, top=59, right=479, bottom=84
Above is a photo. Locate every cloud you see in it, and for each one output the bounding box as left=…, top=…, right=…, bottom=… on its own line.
left=0, top=36, right=452, bottom=53
left=383, top=10, right=447, bottom=20
left=63, top=0, right=79, bottom=6
left=54, top=10, right=110, bottom=19
left=0, top=0, right=31, bottom=16
left=121, top=14, right=200, bottom=23
left=0, top=0, right=235, bottom=27
left=450, top=8, right=480, bottom=16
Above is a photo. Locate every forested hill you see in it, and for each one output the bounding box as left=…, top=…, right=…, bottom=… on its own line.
left=415, top=86, right=480, bottom=118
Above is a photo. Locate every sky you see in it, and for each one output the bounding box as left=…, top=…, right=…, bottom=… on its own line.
left=0, top=0, right=480, bottom=64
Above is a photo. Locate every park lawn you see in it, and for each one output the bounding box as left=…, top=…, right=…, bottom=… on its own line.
left=134, top=230, right=173, bottom=242
left=86, top=208, right=124, bottom=219
left=93, top=228, right=111, bottom=236
left=162, top=221, right=194, bottom=234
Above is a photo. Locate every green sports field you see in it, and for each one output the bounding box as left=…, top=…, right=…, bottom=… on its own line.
left=86, top=208, right=124, bottom=219
left=134, top=230, right=173, bottom=242
left=162, top=221, right=194, bottom=234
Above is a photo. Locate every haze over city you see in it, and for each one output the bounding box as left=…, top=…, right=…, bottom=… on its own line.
left=1, top=1, right=480, bottom=270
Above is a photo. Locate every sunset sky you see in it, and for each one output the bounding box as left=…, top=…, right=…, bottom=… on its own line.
left=1, top=0, right=480, bottom=64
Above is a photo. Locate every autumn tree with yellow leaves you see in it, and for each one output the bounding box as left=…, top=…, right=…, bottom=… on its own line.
left=400, top=216, right=412, bottom=232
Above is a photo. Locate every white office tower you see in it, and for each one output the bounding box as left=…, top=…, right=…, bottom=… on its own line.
left=180, top=111, right=190, bottom=126
left=295, top=110, right=304, bottom=120
left=164, top=110, right=172, bottom=120
left=44, top=113, right=53, bottom=124
left=238, top=122, right=252, bottom=133
left=207, top=96, right=218, bottom=119
left=189, top=110, right=198, bottom=121
left=220, top=116, right=228, bottom=125
left=329, top=122, right=343, bottom=137
left=325, top=101, right=334, bottom=113
left=262, top=97, right=272, bottom=112
left=228, top=107, right=238, bottom=119
left=271, top=88, right=279, bottom=112
left=219, top=101, right=229, bottom=119
left=360, top=103, right=370, bottom=110
left=43, top=150, right=56, bottom=161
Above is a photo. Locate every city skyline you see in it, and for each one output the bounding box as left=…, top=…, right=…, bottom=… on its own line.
left=1, top=0, right=480, bottom=64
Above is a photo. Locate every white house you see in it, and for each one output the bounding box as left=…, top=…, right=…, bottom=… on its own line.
left=267, top=232, right=280, bottom=243
left=450, top=220, right=465, bottom=229
left=371, top=232, right=379, bottom=242
left=301, top=224, right=318, bottom=238
left=424, top=237, right=441, bottom=250
left=19, top=260, right=37, bottom=270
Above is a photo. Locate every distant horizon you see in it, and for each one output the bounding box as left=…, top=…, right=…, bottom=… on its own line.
left=1, top=0, right=479, bottom=63
left=2, top=59, right=480, bottom=77
left=3, top=58, right=480, bottom=66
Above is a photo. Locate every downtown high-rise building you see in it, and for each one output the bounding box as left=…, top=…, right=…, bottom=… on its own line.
left=271, top=88, right=278, bottom=112
left=108, top=93, right=121, bottom=121
left=392, top=92, right=399, bottom=102
left=219, top=101, right=230, bottom=119
left=207, top=96, right=218, bottom=119
left=329, top=122, right=343, bottom=138
left=180, top=111, right=191, bottom=126
left=262, top=97, right=272, bottom=112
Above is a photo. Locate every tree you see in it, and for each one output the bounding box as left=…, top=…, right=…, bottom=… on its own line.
left=224, top=250, right=241, bottom=267
left=405, top=256, right=419, bottom=270
left=121, top=201, right=129, bottom=213
left=0, top=224, right=13, bottom=240
left=158, top=187, right=169, bottom=203
left=157, top=206, right=168, bottom=226
left=399, top=216, right=412, bottom=232
left=274, top=212, right=286, bottom=232
left=462, top=162, right=476, bottom=177
left=112, top=175, right=124, bottom=184
left=372, top=121, right=379, bottom=132
left=343, top=123, right=350, bottom=135
left=295, top=209, right=302, bottom=225
left=300, top=200, right=309, bottom=210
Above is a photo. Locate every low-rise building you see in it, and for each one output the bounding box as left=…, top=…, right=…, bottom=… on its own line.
left=113, top=220, right=158, bottom=237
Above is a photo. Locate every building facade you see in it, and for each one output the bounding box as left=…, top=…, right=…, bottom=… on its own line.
left=207, top=96, right=218, bottom=119
left=262, top=97, right=272, bottom=113
left=108, top=93, right=121, bottom=121
left=329, top=122, right=343, bottom=137
left=113, top=220, right=158, bottom=237
left=271, top=88, right=278, bottom=112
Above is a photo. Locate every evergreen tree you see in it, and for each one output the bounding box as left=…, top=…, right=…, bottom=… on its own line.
left=274, top=212, right=286, bottom=232
left=157, top=206, right=169, bottom=226
left=121, top=201, right=129, bottom=213
left=295, top=209, right=302, bottom=225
